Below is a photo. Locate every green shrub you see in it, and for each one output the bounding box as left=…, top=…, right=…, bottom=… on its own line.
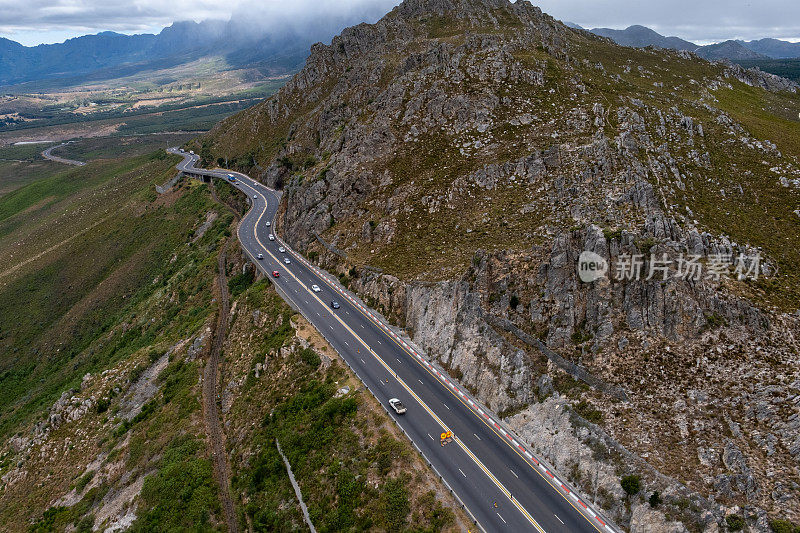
left=770, top=518, right=800, bottom=533
left=621, top=474, right=641, bottom=496
left=574, top=400, right=603, bottom=424
left=648, top=490, right=662, bottom=508
left=726, top=514, right=745, bottom=531
left=130, top=436, right=220, bottom=531
left=299, top=348, right=321, bottom=368
left=95, top=397, right=110, bottom=414
left=229, top=268, right=255, bottom=297
left=380, top=477, right=410, bottom=532
left=509, top=294, right=520, bottom=309
left=75, top=470, right=95, bottom=492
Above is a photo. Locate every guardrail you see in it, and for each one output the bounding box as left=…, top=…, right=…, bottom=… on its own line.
left=170, top=149, right=620, bottom=533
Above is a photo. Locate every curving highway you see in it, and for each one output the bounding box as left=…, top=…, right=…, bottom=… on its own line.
left=41, top=142, right=85, bottom=166
left=169, top=148, right=619, bottom=533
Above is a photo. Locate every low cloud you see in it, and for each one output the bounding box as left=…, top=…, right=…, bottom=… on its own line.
left=1, top=0, right=798, bottom=46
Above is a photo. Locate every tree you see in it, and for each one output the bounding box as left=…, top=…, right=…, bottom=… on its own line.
left=648, top=491, right=662, bottom=508
left=620, top=474, right=641, bottom=496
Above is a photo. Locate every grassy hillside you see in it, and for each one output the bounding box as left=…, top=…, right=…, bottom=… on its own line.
left=0, top=147, right=469, bottom=531
left=0, top=142, right=63, bottom=195
left=0, top=151, right=222, bottom=439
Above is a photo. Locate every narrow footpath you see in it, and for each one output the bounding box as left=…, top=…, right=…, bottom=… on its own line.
left=203, top=182, right=241, bottom=533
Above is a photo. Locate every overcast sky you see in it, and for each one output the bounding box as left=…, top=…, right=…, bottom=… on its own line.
left=1, top=0, right=799, bottom=46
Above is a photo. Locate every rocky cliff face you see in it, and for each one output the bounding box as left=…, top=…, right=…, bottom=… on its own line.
left=201, top=0, right=800, bottom=529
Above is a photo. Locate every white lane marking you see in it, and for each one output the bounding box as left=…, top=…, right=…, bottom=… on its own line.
left=497, top=513, right=506, bottom=524
left=428, top=433, right=434, bottom=440
left=555, top=514, right=564, bottom=525
left=510, top=469, right=519, bottom=479
left=474, top=433, right=482, bottom=441
left=443, top=403, right=450, bottom=410
left=458, top=468, right=466, bottom=478
left=396, top=358, right=402, bottom=363
left=361, top=358, right=366, bottom=364
left=377, top=340, right=381, bottom=345
left=344, top=341, right=349, bottom=346
left=418, top=379, right=423, bottom=384
left=330, top=325, right=334, bottom=330
left=219, top=163, right=565, bottom=533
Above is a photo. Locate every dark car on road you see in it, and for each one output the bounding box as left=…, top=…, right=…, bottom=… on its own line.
left=330, top=301, right=340, bottom=309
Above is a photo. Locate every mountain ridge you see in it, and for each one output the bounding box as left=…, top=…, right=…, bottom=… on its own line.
left=198, top=0, right=800, bottom=529
left=578, top=23, right=800, bottom=61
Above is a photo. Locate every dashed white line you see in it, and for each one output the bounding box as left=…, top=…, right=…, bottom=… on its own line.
left=428, top=433, right=434, bottom=441
left=458, top=468, right=466, bottom=478
left=474, top=433, right=482, bottom=441
left=510, top=469, right=519, bottom=479
left=555, top=514, right=564, bottom=525
left=496, top=513, right=506, bottom=524
left=443, top=403, right=450, bottom=410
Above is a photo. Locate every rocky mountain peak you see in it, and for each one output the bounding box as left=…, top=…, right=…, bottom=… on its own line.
left=201, top=4, right=800, bottom=527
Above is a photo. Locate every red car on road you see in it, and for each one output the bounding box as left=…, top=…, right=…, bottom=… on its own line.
left=272, top=271, right=280, bottom=278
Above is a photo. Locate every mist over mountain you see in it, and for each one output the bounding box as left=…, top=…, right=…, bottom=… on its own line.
left=0, top=1, right=397, bottom=87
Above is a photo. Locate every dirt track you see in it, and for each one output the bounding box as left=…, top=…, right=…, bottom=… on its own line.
left=202, top=182, right=241, bottom=533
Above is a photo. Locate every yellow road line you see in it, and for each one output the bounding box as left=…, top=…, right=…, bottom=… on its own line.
left=201, top=166, right=609, bottom=533
left=236, top=179, right=546, bottom=532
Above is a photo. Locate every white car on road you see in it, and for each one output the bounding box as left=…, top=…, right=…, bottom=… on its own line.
left=284, top=258, right=291, bottom=264
left=265, top=221, right=271, bottom=227
left=257, top=253, right=263, bottom=260
left=268, top=235, right=275, bottom=241
left=278, top=246, right=286, bottom=253
left=311, top=284, right=321, bottom=292
left=388, top=398, right=407, bottom=415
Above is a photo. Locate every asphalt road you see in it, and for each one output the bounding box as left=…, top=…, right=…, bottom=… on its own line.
left=41, top=142, right=85, bottom=166
left=169, top=148, right=618, bottom=533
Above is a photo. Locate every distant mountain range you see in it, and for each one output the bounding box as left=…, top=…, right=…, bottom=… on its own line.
left=0, top=8, right=390, bottom=88
left=570, top=24, right=800, bottom=61
left=3, top=17, right=799, bottom=88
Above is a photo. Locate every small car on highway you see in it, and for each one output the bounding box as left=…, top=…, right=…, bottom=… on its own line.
left=253, top=194, right=258, bottom=199
left=257, top=253, right=263, bottom=260
left=271, top=271, right=280, bottom=278
left=268, top=235, right=275, bottom=241
left=265, top=221, right=271, bottom=227
left=278, top=246, right=286, bottom=253
left=388, top=398, right=407, bottom=415
left=284, top=258, right=291, bottom=264
left=330, top=301, right=340, bottom=309
left=311, top=284, right=321, bottom=292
